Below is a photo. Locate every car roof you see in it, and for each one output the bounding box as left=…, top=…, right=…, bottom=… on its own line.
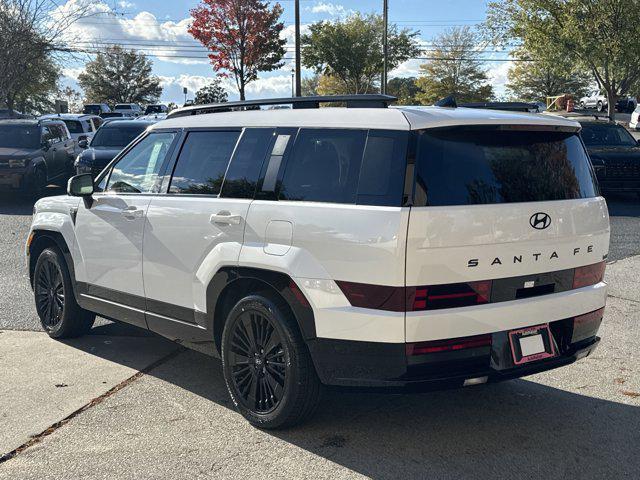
left=0, top=119, right=39, bottom=125
left=153, top=105, right=580, bottom=132
left=102, top=120, right=156, bottom=128
left=40, top=114, right=98, bottom=120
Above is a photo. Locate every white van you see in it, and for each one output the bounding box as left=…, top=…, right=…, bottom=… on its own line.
left=27, top=95, right=609, bottom=428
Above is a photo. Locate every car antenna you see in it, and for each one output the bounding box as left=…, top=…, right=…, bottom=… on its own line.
left=435, top=95, right=458, bottom=108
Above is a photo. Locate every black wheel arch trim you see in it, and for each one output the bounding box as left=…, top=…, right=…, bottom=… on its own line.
left=207, top=267, right=317, bottom=350
left=29, top=230, right=78, bottom=301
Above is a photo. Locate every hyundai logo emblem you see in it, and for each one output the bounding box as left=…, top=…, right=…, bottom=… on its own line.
left=530, top=212, right=551, bottom=230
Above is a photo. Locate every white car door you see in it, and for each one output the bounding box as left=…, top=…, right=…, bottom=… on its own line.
left=74, top=131, right=178, bottom=328
left=142, top=128, right=274, bottom=337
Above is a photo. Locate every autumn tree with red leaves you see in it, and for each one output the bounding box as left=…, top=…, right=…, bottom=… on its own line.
left=189, top=0, right=286, bottom=100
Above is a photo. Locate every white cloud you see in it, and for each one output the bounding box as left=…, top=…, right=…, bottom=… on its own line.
left=49, top=0, right=205, bottom=65
left=307, top=2, right=350, bottom=17
left=391, top=59, right=423, bottom=78
left=158, top=74, right=293, bottom=104
left=117, top=1, right=135, bottom=9
left=486, top=61, right=513, bottom=98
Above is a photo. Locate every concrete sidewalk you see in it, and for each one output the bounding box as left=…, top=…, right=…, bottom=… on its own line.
left=0, top=256, right=638, bottom=479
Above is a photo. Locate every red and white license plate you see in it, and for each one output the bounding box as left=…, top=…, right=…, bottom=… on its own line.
left=508, top=324, right=556, bottom=365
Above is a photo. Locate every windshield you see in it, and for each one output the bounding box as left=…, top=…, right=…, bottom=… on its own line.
left=91, top=125, right=146, bottom=148
left=0, top=125, right=40, bottom=149
left=414, top=128, right=597, bottom=206
left=115, top=105, right=132, bottom=110
left=581, top=123, right=637, bottom=147
left=62, top=120, right=83, bottom=134
left=145, top=105, right=163, bottom=113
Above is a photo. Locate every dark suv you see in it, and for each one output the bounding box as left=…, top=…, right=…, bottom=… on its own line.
left=0, top=119, right=75, bottom=195
left=580, top=120, right=640, bottom=196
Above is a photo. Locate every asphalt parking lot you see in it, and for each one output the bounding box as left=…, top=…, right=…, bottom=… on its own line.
left=0, top=188, right=639, bottom=479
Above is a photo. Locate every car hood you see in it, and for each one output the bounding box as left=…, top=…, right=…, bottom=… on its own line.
left=587, top=145, right=640, bottom=163
left=78, top=147, right=122, bottom=165
left=0, top=147, right=40, bottom=159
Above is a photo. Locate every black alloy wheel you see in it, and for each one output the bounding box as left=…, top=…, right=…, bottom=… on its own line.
left=34, top=256, right=65, bottom=329
left=221, top=295, right=322, bottom=429
left=227, top=308, right=288, bottom=414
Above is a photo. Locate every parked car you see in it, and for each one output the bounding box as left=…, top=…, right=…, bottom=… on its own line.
left=579, top=90, right=637, bottom=113
left=629, top=104, right=640, bottom=130
left=28, top=95, right=608, bottom=428
left=74, top=119, right=155, bottom=177
left=144, top=104, right=168, bottom=115
left=0, top=109, right=32, bottom=119
left=113, top=103, right=143, bottom=117
left=39, top=114, right=103, bottom=144
left=83, top=103, right=111, bottom=116
left=580, top=119, right=640, bottom=196
left=0, top=119, right=75, bottom=195
left=137, top=113, right=167, bottom=121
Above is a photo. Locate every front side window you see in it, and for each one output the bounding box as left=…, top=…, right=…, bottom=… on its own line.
left=169, top=130, right=240, bottom=195
left=106, top=132, right=176, bottom=193
left=63, top=120, right=84, bottom=134
left=414, top=128, right=597, bottom=206
left=279, top=129, right=367, bottom=203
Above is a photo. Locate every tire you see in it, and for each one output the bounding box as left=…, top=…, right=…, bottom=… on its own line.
left=221, top=295, right=321, bottom=429
left=29, top=167, right=47, bottom=199
left=33, top=247, right=95, bottom=338
left=597, top=101, right=604, bottom=112
left=580, top=101, right=586, bottom=109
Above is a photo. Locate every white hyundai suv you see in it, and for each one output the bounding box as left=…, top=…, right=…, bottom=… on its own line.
left=26, top=95, right=609, bottom=429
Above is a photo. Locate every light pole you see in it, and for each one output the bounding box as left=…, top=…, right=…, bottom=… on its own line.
left=382, top=0, right=388, bottom=94
left=294, top=0, right=302, bottom=96
left=291, top=67, right=295, bottom=97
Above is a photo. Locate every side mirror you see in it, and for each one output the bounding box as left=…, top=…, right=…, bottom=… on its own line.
left=68, top=174, right=94, bottom=197
left=41, top=140, right=50, bottom=151
left=78, top=139, right=89, bottom=149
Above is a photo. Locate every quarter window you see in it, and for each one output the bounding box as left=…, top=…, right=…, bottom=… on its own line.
left=106, top=132, right=176, bottom=194
left=169, top=130, right=240, bottom=195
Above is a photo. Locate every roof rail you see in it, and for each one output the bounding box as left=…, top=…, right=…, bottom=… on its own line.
left=166, top=94, right=397, bottom=119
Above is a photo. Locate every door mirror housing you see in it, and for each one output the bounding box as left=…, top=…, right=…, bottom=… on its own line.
left=78, top=139, right=89, bottom=149
left=68, top=174, right=94, bottom=197
left=41, top=140, right=50, bottom=151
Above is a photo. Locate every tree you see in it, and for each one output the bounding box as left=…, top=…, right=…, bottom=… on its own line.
left=194, top=78, right=228, bottom=104
left=167, top=102, right=178, bottom=111
left=59, top=86, right=84, bottom=113
left=486, top=0, right=640, bottom=118
left=189, top=0, right=286, bottom=101
left=506, top=49, right=592, bottom=102
left=416, top=27, right=493, bottom=105
left=0, top=0, right=89, bottom=114
left=301, top=75, right=320, bottom=96
left=78, top=46, right=162, bottom=105
left=301, top=13, right=420, bottom=94
left=387, top=77, right=422, bottom=105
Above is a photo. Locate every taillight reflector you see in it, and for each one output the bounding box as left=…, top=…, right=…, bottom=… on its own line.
left=573, top=262, right=606, bottom=289
left=574, top=307, right=605, bottom=326
left=406, top=334, right=492, bottom=356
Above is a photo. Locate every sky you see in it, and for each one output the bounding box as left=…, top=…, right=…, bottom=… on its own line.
left=52, top=0, right=513, bottom=105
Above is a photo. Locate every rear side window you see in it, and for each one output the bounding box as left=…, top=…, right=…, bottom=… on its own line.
left=63, top=120, right=83, bottom=134
left=278, top=128, right=407, bottom=205
left=169, top=130, right=240, bottom=195
left=221, top=128, right=274, bottom=199
left=413, top=128, right=597, bottom=206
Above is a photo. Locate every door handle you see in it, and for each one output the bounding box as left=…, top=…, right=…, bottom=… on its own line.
left=210, top=211, right=242, bottom=226
left=121, top=206, right=143, bottom=220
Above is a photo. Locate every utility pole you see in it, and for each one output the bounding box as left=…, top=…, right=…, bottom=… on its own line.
left=382, top=0, right=388, bottom=95
left=294, top=0, right=302, bottom=97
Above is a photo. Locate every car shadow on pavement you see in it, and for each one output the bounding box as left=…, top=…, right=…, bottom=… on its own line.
left=606, top=192, right=640, bottom=217
left=0, top=186, right=64, bottom=215
left=61, top=338, right=640, bottom=479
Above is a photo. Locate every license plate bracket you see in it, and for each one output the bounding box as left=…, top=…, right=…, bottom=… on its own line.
left=508, top=324, right=556, bottom=365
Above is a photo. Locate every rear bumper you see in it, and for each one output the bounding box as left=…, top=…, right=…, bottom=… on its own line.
left=307, top=314, right=602, bottom=390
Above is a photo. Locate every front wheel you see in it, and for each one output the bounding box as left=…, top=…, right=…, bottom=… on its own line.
left=221, top=295, right=321, bottom=429
left=597, top=101, right=604, bottom=112
left=33, top=247, right=95, bottom=338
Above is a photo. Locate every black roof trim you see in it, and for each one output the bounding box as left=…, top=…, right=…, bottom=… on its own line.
left=166, top=94, right=397, bottom=119
left=459, top=101, right=541, bottom=112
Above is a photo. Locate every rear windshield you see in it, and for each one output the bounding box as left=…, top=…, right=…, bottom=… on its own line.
left=414, top=128, right=597, bottom=206
left=91, top=125, right=146, bottom=148
left=115, top=105, right=132, bottom=110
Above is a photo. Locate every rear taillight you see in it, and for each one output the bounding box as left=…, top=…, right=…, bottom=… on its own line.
left=573, top=307, right=605, bottom=327
left=408, top=280, right=492, bottom=311
left=406, top=334, right=492, bottom=356
left=335, top=281, right=406, bottom=312
left=573, top=262, right=606, bottom=289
